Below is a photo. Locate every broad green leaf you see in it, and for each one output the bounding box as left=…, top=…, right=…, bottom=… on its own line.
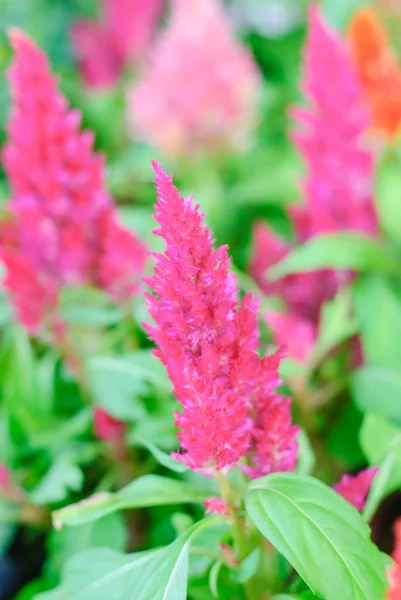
left=46, top=513, right=128, bottom=582
left=363, top=445, right=401, bottom=522
left=322, top=0, right=368, bottom=30
left=245, top=473, right=386, bottom=600
left=30, top=455, right=84, bottom=505
left=313, top=288, right=357, bottom=360
left=133, top=438, right=188, bottom=473
left=53, top=475, right=211, bottom=527
left=376, top=156, right=401, bottom=247
left=269, top=234, right=398, bottom=281
left=41, top=518, right=223, bottom=600
left=88, top=351, right=171, bottom=421
left=352, top=366, right=401, bottom=423
left=354, top=277, right=401, bottom=371
left=360, top=413, right=401, bottom=465
left=230, top=549, right=260, bottom=583
left=295, top=430, right=315, bottom=476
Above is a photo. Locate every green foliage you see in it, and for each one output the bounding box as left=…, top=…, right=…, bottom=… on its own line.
left=53, top=475, right=212, bottom=527
left=245, top=473, right=387, bottom=600
left=269, top=233, right=399, bottom=281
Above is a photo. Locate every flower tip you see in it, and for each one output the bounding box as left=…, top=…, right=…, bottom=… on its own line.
left=8, top=27, right=32, bottom=51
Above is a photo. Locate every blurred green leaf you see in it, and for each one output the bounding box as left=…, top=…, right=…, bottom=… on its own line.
left=322, top=0, right=366, bottom=30
left=359, top=413, right=401, bottom=521
left=354, top=277, right=401, bottom=371
left=363, top=442, right=401, bottom=522
left=295, top=430, right=315, bottom=476
left=30, top=455, right=84, bottom=505
left=376, top=156, right=401, bottom=247
left=314, top=288, right=357, bottom=360
left=360, top=413, right=401, bottom=465
left=53, top=475, right=212, bottom=527
left=133, top=438, right=188, bottom=473
left=230, top=549, right=260, bottom=584
left=269, top=234, right=399, bottom=281
left=352, top=366, right=401, bottom=423
left=46, top=513, right=128, bottom=584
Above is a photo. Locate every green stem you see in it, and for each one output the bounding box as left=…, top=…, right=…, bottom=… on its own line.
left=216, top=472, right=262, bottom=600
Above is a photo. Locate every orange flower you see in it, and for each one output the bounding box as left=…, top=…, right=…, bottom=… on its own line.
left=348, top=7, right=401, bottom=139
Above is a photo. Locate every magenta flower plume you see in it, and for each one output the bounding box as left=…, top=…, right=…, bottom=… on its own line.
left=71, top=0, right=163, bottom=89
left=292, top=5, right=377, bottom=238
left=334, top=467, right=378, bottom=511
left=128, top=0, right=260, bottom=155
left=1, top=31, right=146, bottom=333
left=249, top=7, right=376, bottom=354
left=145, top=162, right=299, bottom=474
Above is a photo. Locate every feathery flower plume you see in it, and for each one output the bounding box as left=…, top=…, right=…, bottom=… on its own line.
left=1, top=31, right=146, bottom=334
left=146, top=162, right=299, bottom=473
left=334, top=467, right=378, bottom=511
left=349, top=7, right=401, bottom=139
left=0, top=464, right=12, bottom=494
left=128, top=0, right=260, bottom=155
left=388, top=519, right=401, bottom=599
left=71, top=0, right=163, bottom=89
left=249, top=7, right=376, bottom=356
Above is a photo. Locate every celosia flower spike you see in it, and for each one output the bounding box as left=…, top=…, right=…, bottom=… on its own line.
left=293, top=5, right=376, bottom=238
left=349, top=7, right=401, bottom=139
left=146, top=162, right=299, bottom=474
left=129, top=0, right=260, bottom=155
left=71, top=0, right=163, bottom=89
left=249, top=7, right=377, bottom=345
left=334, top=467, right=378, bottom=511
left=2, top=31, right=146, bottom=334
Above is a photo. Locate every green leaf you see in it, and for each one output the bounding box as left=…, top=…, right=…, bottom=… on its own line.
left=352, top=366, right=401, bottom=423
left=354, top=277, right=401, bottom=371
left=88, top=351, right=171, bottom=421
left=230, top=548, right=260, bottom=583
left=30, top=455, right=84, bottom=505
left=46, top=513, right=128, bottom=583
left=313, top=288, right=357, bottom=360
left=245, top=473, right=386, bottom=600
left=376, top=155, right=401, bottom=247
left=269, top=234, right=399, bottom=281
left=87, top=356, right=147, bottom=421
left=363, top=446, right=401, bottom=522
left=133, top=438, right=188, bottom=473
left=272, top=594, right=322, bottom=600
left=42, top=518, right=223, bottom=600
left=53, top=475, right=211, bottom=527
left=360, top=413, right=401, bottom=465
left=295, top=430, right=315, bottom=476
left=322, top=0, right=368, bottom=30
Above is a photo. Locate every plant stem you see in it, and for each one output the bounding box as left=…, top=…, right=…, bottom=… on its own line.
left=216, top=472, right=261, bottom=600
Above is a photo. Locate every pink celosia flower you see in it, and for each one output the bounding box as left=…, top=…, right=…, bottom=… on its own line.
left=145, top=162, right=299, bottom=474
left=292, top=5, right=377, bottom=238
left=0, top=250, right=58, bottom=335
left=0, top=464, right=12, bottom=493
left=71, top=0, right=163, bottom=89
left=93, top=407, right=126, bottom=441
left=1, top=31, right=146, bottom=333
left=249, top=7, right=376, bottom=340
left=70, top=20, right=121, bottom=89
left=204, top=497, right=230, bottom=515
left=388, top=519, right=401, bottom=600
left=128, top=0, right=260, bottom=155
left=334, top=467, right=378, bottom=511
left=265, top=310, right=316, bottom=363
